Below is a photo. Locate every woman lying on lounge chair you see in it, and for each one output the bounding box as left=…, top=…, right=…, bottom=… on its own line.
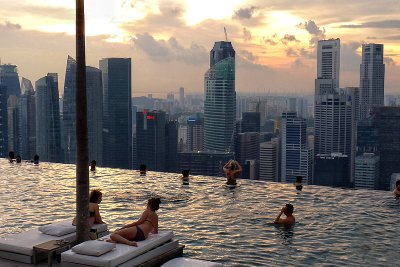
left=73, top=189, right=106, bottom=227
left=108, top=198, right=160, bottom=246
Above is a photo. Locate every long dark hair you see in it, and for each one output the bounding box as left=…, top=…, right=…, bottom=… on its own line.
left=89, top=189, right=102, bottom=203
left=148, top=197, right=161, bottom=211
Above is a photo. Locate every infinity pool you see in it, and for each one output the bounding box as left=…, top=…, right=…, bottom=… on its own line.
left=0, top=159, right=399, bottom=266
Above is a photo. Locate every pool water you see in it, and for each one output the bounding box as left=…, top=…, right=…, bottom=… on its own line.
left=0, top=159, right=399, bottom=266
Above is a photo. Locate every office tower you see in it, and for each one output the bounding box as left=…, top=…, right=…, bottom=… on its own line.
left=204, top=41, right=236, bottom=152
left=359, top=44, right=385, bottom=119
left=187, top=114, right=204, bottom=151
left=178, top=151, right=234, bottom=177
left=179, top=87, right=185, bottom=104
left=357, top=107, right=400, bottom=190
left=287, top=98, right=297, bottom=113
left=354, top=153, right=380, bottom=189
left=259, top=138, right=280, bottom=181
left=18, top=78, right=36, bottom=159
left=281, top=112, right=313, bottom=184
left=235, top=132, right=260, bottom=179
left=241, top=112, right=260, bottom=133
left=35, top=73, right=62, bottom=162
left=0, top=64, right=21, bottom=97
left=236, top=96, right=249, bottom=119
left=165, top=120, right=178, bottom=173
left=315, top=39, right=340, bottom=94
left=314, top=153, right=350, bottom=187
left=0, top=85, right=7, bottom=157
left=62, top=57, right=104, bottom=165
left=136, top=110, right=166, bottom=171
left=100, top=58, right=132, bottom=169
left=7, top=95, right=19, bottom=153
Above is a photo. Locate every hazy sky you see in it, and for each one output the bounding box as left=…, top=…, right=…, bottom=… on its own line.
left=0, top=0, right=399, bottom=97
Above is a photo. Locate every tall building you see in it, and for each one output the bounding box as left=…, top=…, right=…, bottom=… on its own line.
left=187, top=114, right=204, bottom=151
left=241, top=112, right=260, bottom=133
left=165, top=120, right=178, bottom=173
left=178, top=151, right=233, bottom=177
left=314, top=153, right=350, bottom=187
left=18, top=78, right=36, bottom=159
left=204, top=41, right=236, bottom=152
left=315, top=39, right=340, bottom=94
left=136, top=110, right=166, bottom=171
left=7, top=95, right=19, bottom=153
left=62, top=57, right=104, bottom=165
left=359, top=44, right=385, bottom=119
left=0, top=64, right=21, bottom=98
left=235, top=132, right=260, bottom=179
left=35, top=73, right=62, bottom=162
left=281, top=112, right=313, bottom=184
left=259, top=138, right=280, bottom=181
left=354, top=153, right=380, bottom=189
left=100, top=58, right=132, bottom=169
left=0, top=85, right=7, bottom=157
left=179, top=87, right=185, bottom=104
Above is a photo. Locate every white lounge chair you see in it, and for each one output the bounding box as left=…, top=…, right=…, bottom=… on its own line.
left=161, top=257, right=223, bottom=267
left=61, top=230, right=183, bottom=267
left=0, top=220, right=108, bottom=264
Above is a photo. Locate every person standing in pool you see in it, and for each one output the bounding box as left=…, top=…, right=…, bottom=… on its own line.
left=139, top=164, right=147, bottom=176
left=274, top=204, right=295, bottom=225
left=108, top=198, right=160, bottom=246
left=223, top=160, right=242, bottom=185
left=90, top=160, right=97, bottom=172
left=181, top=169, right=190, bottom=184
left=294, top=176, right=303, bottom=191
left=394, top=180, right=400, bottom=198
left=8, top=151, right=15, bottom=163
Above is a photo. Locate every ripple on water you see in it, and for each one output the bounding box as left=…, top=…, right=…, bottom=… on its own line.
left=0, top=159, right=399, bottom=266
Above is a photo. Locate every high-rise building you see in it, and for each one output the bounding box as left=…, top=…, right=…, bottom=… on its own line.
left=136, top=110, right=166, bottom=171
left=100, top=58, right=132, bottom=169
left=7, top=95, right=19, bottom=153
left=315, top=39, right=340, bottom=94
left=359, top=44, right=385, bottom=119
left=179, top=87, right=185, bottom=104
left=178, top=151, right=233, bottom=177
left=18, top=78, right=36, bottom=159
left=314, top=153, right=350, bottom=187
left=62, top=57, right=104, bottom=165
left=187, top=114, right=204, bottom=151
left=235, top=132, right=260, bottom=179
left=204, top=41, right=236, bottom=152
left=35, top=73, right=62, bottom=162
left=259, top=138, right=280, bottom=181
left=241, top=112, right=260, bottom=133
left=0, top=64, right=21, bottom=98
left=165, top=120, right=178, bottom=173
left=354, top=153, right=380, bottom=189
left=0, top=85, right=7, bottom=157
left=281, top=112, right=313, bottom=184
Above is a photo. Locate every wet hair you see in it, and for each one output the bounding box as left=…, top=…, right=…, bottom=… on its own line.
left=296, top=176, right=303, bottom=183
left=230, top=163, right=235, bottom=171
left=91, top=160, right=96, bottom=165
left=396, top=180, right=400, bottom=187
left=296, top=184, right=303, bottom=191
left=8, top=151, right=15, bottom=159
left=148, top=197, right=161, bottom=211
left=140, top=164, right=147, bottom=171
left=286, top=203, right=294, bottom=214
left=34, top=155, right=39, bottom=161
left=89, top=189, right=102, bottom=203
left=182, top=169, right=190, bottom=177
left=16, top=155, right=22, bottom=163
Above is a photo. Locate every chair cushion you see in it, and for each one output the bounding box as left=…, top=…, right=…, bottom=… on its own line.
left=72, top=241, right=116, bottom=256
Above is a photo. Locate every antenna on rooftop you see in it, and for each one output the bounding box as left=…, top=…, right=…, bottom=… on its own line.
left=224, top=27, right=228, bottom=42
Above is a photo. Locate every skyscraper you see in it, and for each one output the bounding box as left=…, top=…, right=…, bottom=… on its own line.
left=354, top=153, right=380, bottom=189
left=281, top=112, right=313, bottom=184
left=204, top=41, right=236, bottom=152
left=100, top=58, right=132, bottom=169
left=259, top=138, right=280, bottom=181
left=18, top=78, right=36, bottom=159
left=315, top=39, right=340, bottom=94
left=0, top=64, right=21, bottom=98
left=165, top=120, right=178, bottom=173
left=0, top=85, right=7, bottom=157
left=359, top=44, right=385, bottom=119
left=179, top=87, right=185, bottom=104
left=7, top=95, right=19, bottom=153
left=187, top=114, right=204, bottom=151
left=35, top=73, right=62, bottom=162
left=235, top=132, right=260, bottom=179
left=241, top=112, right=260, bottom=133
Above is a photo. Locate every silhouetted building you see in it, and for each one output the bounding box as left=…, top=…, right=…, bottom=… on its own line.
left=35, top=73, right=62, bottom=162
left=241, top=112, right=260, bottom=133
left=204, top=41, right=236, bottom=152
left=0, top=85, right=7, bottom=157
left=178, top=151, right=234, bottom=177
left=259, top=138, right=280, bottom=181
left=18, top=78, right=36, bottom=159
left=235, top=132, right=259, bottom=179
left=165, top=120, right=178, bottom=173
left=354, top=153, right=380, bottom=189
left=187, top=114, right=204, bottom=151
left=0, top=64, right=21, bottom=98
left=7, top=95, right=19, bottom=153
left=314, top=153, right=350, bottom=187
left=100, top=58, right=132, bottom=169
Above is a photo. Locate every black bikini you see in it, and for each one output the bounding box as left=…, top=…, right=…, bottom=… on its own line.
left=134, top=226, right=146, bottom=241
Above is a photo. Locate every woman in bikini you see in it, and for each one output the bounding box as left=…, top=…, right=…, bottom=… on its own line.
left=223, top=160, right=242, bottom=185
left=72, top=189, right=105, bottom=226
left=108, top=198, right=160, bottom=246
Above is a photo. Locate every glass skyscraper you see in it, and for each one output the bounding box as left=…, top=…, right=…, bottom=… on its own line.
left=100, top=58, right=132, bottom=169
left=18, top=78, right=36, bottom=159
left=204, top=41, right=236, bottom=152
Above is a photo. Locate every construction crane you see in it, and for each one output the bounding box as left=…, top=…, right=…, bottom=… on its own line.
left=224, top=27, right=228, bottom=42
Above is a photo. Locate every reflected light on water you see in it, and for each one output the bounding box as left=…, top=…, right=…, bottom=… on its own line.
left=0, top=159, right=399, bottom=266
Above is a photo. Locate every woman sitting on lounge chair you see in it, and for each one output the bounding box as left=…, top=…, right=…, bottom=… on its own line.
left=73, top=189, right=105, bottom=226
left=108, top=198, right=160, bottom=246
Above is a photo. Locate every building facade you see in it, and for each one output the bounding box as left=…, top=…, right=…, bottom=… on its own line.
left=259, top=138, right=280, bottom=181
left=354, top=153, right=380, bottom=189
left=241, top=112, right=260, bottom=133
left=18, top=78, right=36, bottom=159
left=178, top=151, right=234, bottom=177
left=314, top=153, right=350, bottom=187
left=187, top=114, right=204, bottom=152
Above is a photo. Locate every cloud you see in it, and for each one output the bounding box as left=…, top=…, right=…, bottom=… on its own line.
left=286, top=48, right=298, bottom=57
left=298, top=20, right=326, bottom=46
left=132, top=33, right=208, bottom=65
left=243, top=27, right=252, bottom=41
left=285, top=47, right=314, bottom=58
left=3, top=21, right=21, bottom=30
left=281, top=34, right=299, bottom=45
left=384, top=57, right=396, bottom=66
left=341, top=42, right=362, bottom=72
left=233, top=6, right=257, bottom=19
left=292, top=59, right=306, bottom=69
left=240, top=50, right=258, bottom=62
left=263, top=34, right=278, bottom=46
left=339, top=20, right=400, bottom=29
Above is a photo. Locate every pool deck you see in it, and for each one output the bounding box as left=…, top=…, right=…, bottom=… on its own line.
left=0, top=258, right=61, bottom=266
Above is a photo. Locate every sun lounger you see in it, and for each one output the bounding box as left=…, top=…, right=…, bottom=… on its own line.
left=161, top=257, right=223, bottom=267
left=61, top=230, right=181, bottom=267
left=0, top=220, right=108, bottom=264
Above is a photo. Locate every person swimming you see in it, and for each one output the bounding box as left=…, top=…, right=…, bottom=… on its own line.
left=108, top=198, right=160, bottom=246
left=139, top=164, right=147, bottom=176
left=181, top=169, right=190, bottom=184
left=90, top=160, right=97, bottom=172
left=394, top=180, right=400, bottom=198
left=223, top=160, right=242, bottom=186
left=274, top=204, right=295, bottom=226
left=8, top=151, right=15, bottom=163
left=294, top=176, right=303, bottom=191
left=16, top=155, right=22, bottom=163
left=31, top=154, right=39, bottom=165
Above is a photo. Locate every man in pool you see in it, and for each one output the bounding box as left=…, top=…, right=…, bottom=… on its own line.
left=181, top=169, right=190, bottom=184
left=274, top=204, right=295, bottom=225
left=394, top=180, right=400, bottom=198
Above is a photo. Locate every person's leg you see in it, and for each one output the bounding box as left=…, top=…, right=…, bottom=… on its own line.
left=109, top=227, right=138, bottom=246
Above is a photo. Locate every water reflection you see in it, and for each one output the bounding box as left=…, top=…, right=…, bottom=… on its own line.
left=274, top=224, right=294, bottom=245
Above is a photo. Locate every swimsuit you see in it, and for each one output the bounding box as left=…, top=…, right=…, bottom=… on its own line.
left=133, top=226, right=146, bottom=241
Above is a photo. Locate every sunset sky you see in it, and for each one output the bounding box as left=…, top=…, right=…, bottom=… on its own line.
left=0, top=0, right=399, bottom=96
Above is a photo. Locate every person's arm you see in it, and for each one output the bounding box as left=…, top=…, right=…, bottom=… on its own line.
left=122, top=210, right=148, bottom=229
left=151, top=214, right=159, bottom=234
left=94, top=204, right=105, bottom=224
left=274, top=207, right=291, bottom=224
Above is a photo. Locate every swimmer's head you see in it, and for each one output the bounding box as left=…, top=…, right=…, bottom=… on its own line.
left=284, top=203, right=294, bottom=215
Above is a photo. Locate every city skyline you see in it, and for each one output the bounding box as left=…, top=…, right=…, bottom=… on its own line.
left=0, top=1, right=399, bottom=96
